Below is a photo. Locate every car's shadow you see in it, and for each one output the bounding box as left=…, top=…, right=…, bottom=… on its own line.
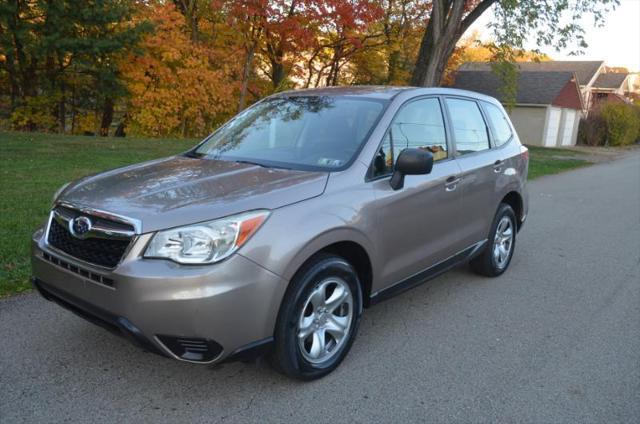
left=8, top=262, right=528, bottom=421
left=30, top=263, right=483, bottom=387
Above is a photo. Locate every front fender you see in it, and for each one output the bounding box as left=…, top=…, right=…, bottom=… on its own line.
left=278, top=225, right=376, bottom=282
left=239, top=195, right=377, bottom=283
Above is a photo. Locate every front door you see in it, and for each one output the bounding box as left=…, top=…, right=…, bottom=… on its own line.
left=369, top=97, right=465, bottom=291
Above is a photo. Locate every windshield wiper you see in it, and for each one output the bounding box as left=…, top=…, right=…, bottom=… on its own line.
left=234, top=159, right=271, bottom=168
left=183, top=151, right=205, bottom=159
left=234, top=160, right=295, bottom=170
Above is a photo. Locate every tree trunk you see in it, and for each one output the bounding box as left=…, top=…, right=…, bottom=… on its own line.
left=114, top=121, right=126, bottom=137
left=411, top=30, right=459, bottom=86
left=11, top=10, right=37, bottom=99
left=190, top=16, right=198, bottom=42
left=411, top=0, right=497, bottom=87
left=238, top=43, right=256, bottom=112
left=386, top=50, right=400, bottom=84
left=270, top=55, right=285, bottom=90
left=173, top=0, right=199, bottom=41
left=326, top=44, right=344, bottom=86
left=58, top=86, right=66, bottom=133
left=100, top=98, right=114, bottom=137
left=5, top=51, right=20, bottom=111
left=181, top=117, right=188, bottom=137
left=70, top=85, right=77, bottom=133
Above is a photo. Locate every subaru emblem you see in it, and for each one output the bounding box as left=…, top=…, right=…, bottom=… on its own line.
left=69, top=216, right=92, bottom=238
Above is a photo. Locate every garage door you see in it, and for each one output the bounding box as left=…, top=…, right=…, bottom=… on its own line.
left=561, top=110, right=576, bottom=146
left=544, top=107, right=561, bottom=147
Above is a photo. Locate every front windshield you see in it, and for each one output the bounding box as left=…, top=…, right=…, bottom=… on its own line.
left=193, top=96, right=387, bottom=171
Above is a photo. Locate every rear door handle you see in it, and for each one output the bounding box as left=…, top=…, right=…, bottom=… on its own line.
left=445, top=176, right=461, bottom=192
left=493, top=160, right=503, bottom=173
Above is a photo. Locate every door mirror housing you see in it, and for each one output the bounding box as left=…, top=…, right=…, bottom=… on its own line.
left=389, top=148, right=434, bottom=190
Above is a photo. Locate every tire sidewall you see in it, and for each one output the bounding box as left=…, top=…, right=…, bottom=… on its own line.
left=489, top=204, right=517, bottom=275
left=275, top=255, right=362, bottom=380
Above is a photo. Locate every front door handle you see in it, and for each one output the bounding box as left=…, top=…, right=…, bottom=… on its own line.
left=493, top=160, right=503, bottom=173
left=445, top=176, right=461, bottom=192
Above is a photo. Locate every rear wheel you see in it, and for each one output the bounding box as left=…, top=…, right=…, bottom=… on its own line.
left=470, top=203, right=517, bottom=277
left=271, top=254, right=362, bottom=380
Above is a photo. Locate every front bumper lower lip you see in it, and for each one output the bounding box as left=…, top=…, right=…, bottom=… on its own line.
left=32, top=277, right=275, bottom=363
left=32, top=277, right=168, bottom=357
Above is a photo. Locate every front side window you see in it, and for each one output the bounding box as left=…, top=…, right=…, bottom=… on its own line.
left=194, top=96, right=387, bottom=171
left=483, top=102, right=513, bottom=147
left=372, top=98, right=448, bottom=177
left=445, top=98, right=490, bottom=155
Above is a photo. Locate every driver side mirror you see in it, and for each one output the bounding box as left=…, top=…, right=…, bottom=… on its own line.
left=389, top=148, right=433, bottom=190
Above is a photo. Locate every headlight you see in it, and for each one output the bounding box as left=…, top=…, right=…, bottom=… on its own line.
left=52, top=182, right=70, bottom=204
left=144, top=210, right=269, bottom=264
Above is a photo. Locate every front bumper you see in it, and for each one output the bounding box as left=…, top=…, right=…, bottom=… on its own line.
left=31, top=227, right=287, bottom=364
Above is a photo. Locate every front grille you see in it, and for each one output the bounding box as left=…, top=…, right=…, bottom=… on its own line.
left=48, top=218, right=131, bottom=268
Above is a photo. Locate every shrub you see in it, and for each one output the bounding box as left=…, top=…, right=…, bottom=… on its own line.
left=10, top=96, right=58, bottom=132
left=600, top=103, right=640, bottom=146
left=577, top=114, right=607, bottom=146
left=578, top=103, right=640, bottom=146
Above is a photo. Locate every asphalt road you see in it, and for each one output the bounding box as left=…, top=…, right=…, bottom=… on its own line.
left=1, top=152, right=639, bottom=424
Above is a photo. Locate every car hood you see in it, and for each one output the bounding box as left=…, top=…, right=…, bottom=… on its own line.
left=58, top=156, right=328, bottom=233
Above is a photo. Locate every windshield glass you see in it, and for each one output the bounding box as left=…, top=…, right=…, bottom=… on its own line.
left=193, top=96, right=387, bottom=171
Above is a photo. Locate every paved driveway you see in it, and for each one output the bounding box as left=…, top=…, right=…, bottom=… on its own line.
left=1, top=152, right=639, bottom=423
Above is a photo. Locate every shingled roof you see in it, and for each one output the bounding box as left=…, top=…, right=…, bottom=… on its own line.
left=451, top=71, right=582, bottom=108
left=459, top=61, right=604, bottom=87
left=593, top=72, right=628, bottom=90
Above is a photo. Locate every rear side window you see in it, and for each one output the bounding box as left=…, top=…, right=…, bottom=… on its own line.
left=372, top=98, right=448, bottom=178
left=484, top=102, right=513, bottom=146
left=445, top=98, right=490, bottom=155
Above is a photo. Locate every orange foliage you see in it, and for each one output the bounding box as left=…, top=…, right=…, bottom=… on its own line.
left=121, top=3, right=240, bottom=137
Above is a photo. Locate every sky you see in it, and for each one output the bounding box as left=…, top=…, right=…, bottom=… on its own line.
left=467, top=0, right=640, bottom=72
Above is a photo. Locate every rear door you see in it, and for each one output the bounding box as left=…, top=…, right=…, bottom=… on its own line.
left=369, top=97, right=466, bottom=288
left=444, top=97, right=502, bottom=247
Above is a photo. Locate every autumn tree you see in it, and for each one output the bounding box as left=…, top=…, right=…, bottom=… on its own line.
left=122, top=3, right=238, bottom=137
left=172, top=0, right=203, bottom=41
left=349, top=0, right=429, bottom=85
left=381, top=0, right=429, bottom=84
left=0, top=0, right=146, bottom=133
left=300, top=0, right=384, bottom=87
left=411, top=0, right=620, bottom=87
left=259, top=0, right=319, bottom=90
left=229, top=0, right=266, bottom=111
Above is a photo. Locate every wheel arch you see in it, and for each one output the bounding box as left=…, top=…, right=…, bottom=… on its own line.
left=283, top=232, right=375, bottom=308
left=501, top=191, right=524, bottom=230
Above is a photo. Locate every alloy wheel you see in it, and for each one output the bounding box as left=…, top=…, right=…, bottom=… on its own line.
left=493, top=216, right=514, bottom=269
left=297, top=278, right=353, bottom=364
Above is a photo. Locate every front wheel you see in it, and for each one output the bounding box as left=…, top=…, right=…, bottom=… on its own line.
left=470, top=203, right=517, bottom=277
left=271, top=254, right=362, bottom=380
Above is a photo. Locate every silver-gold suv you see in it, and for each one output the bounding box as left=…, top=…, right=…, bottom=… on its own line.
left=32, top=87, right=528, bottom=380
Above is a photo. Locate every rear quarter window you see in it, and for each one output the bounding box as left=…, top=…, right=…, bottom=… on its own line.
left=484, top=102, right=513, bottom=147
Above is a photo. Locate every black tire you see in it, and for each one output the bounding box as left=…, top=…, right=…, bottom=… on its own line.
left=271, top=253, right=362, bottom=380
left=470, top=203, right=517, bottom=277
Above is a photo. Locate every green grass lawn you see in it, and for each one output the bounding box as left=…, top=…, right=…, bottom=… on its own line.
left=0, top=132, right=194, bottom=297
left=0, top=132, right=591, bottom=297
left=526, top=145, right=590, bottom=180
